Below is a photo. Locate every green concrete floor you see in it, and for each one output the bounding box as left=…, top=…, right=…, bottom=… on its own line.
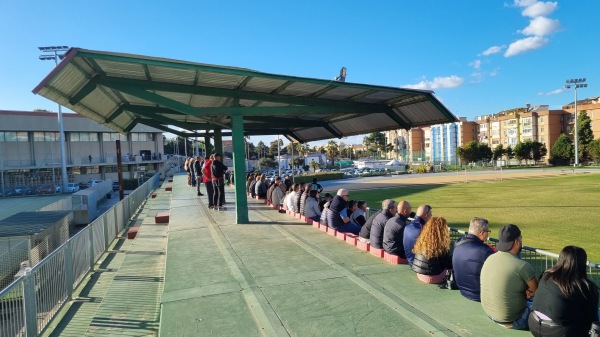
left=159, top=176, right=530, bottom=337
left=43, top=174, right=532, bottom=337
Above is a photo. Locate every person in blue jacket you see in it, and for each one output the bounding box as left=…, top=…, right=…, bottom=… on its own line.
left=452, top=217, right=495, bottom=301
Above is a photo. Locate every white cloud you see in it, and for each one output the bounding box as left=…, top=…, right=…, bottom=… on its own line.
left=514, top=0, right=537, bottom=7
left=469, top=59, right=481, bottom=69
left=519, top=16, right=561, bottom=36
left=521, top=1, right=558, bottom=17
left=538, top=88, right=567, bottom=96
left=481, top=45, right=505, bottom=56
left=504, top=36, right=549, bottom=57
left=403, top=76, right=464, bottom=90
left=489, top=68, right=500, bottom=77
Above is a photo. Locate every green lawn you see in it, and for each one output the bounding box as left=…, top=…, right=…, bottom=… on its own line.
left=351, top=174, right=600, bottom=262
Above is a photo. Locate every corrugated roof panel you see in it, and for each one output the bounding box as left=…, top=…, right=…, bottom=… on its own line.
left=292, top=127, right=331, bottom=141
left=155, top=91, right=192, bottom=105
left=113, top=112, right=135, bottom=128
left=79, top=90, right=119, bottom=118
left=190, top=95, right=228, bottom=108
left=318, top=87, right=365, bottom=100
left=255, top=101, right=289, bottom=107
left=119, top=92, right=152, bottom=106
left=147, top=65, right=196, bottom=85
left=281, top=82, right=328, bottom=96
left=244, top=77, right=288, bottom=93
left=332, top=114, right=392, bottom=134
left=94, top=59, right=148, bottom=80
left=50, top=64, right=89, bottom=98
left=196, top=71, right=245, bottom=89
left=395, top=101, right=450, bottom=125
left=356, top=90, right=399, bottom=104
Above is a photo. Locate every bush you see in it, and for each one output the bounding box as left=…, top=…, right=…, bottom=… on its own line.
left=293, top=172, right=344, bottom=184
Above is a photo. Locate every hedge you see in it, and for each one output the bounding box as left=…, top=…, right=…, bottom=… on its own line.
left=292, top=172, right=344, bottom=184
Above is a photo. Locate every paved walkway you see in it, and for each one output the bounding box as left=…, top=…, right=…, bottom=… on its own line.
left=158, top=175, right=528, bottom=337
left=42, top=185, right=170, bottom=337
left=43, top=170, right=578, bottom=336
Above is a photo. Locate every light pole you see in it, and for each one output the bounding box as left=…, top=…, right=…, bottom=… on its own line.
left=565, top=78, right=588, bottom=166
left=39, top=46, right=69, bottom=193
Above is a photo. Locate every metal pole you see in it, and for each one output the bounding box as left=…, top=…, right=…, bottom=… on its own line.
left=574, top=87, right=579, bottom=166
left=278, top=134, right=281, bottom=177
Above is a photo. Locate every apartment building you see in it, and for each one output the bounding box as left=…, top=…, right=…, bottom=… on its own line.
left=476, top=105, right=569, bottom=152
left=562, top=96, right=600, bottom=140
left=0, top=110, right=165, bottom=191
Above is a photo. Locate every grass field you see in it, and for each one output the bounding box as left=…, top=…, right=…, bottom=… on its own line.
left=350, top=174, right=600, bottom=262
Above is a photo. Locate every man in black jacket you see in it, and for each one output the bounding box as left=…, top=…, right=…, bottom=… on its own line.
left=211, top=153, right=228, bottom=211
left=382, top=200, right=412, bottom=258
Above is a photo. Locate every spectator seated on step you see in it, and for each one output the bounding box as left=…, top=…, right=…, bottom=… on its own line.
left=411, top=216, right=453, bottom=284
left=369, top=199, right=397, bottom=249
left=326, top=189, right=361, bottom=235
left=452, top=217, right=495, bottom=302
left=299, top=183, right=313, bottom=216
left=403, top=204, right=434, bottom=267
left=358, top=208, right=382, bottom=244
left=382, top=200, right=412, bottom=258
left=304, top=190, right=322, bottom=222
left=350, top=200, right=368, bottom=226
left=255, top=174, right=267, bottom=198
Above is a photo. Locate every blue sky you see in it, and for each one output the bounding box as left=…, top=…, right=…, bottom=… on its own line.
left=1, top=0, right=598, bottom=146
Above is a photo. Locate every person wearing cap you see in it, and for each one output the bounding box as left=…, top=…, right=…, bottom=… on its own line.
left=480, top=224, right=538, bottom=330
left=452, top=217, right=495, bottom=302
left=211, top=153, right=228, bottom=211
left=403, top=205, right=434, bottom=267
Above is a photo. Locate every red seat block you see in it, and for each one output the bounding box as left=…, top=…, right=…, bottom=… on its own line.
left=383, top=252, right=408, bottom=264
left=319, top=225, right=328, bottom=233
left=357, top=241, right=370, bottom=252
left=168, top=178, right=173, bottom=182
left=312, top=221, right=320, bottom=229
left=305, top=218, right=314, bottom=225
left=345, top=233, right=358, bottom=246
left=295, top=213, right=302, bottom=219
left=327, top=228, right=337, bottom=236
left=370, top=247, right=385, bottom=258
left=151, top=193, right=157, bottom=198
left=127, top=227, right=139, bottom=239
left=335, top=231, right=346, bottom=240
left=155, top=211, right=170, bottom=224
left=165, top=186, right=172, bottom=191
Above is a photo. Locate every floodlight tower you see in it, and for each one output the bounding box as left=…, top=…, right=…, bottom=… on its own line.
left=39, top=46, right=69, bottom=193
left=564, top=78, right=588, bottom=166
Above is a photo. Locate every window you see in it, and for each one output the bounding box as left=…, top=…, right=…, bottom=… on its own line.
left=33, top=132, right=59, bottom=141
left=2, top=132, right=27, bottom=142
left=540, top=127, right=544, bottom=133
left=540, top=137, right=545, bottom=143
left=540, top=117, right=544, bottom=123
left=102, top=133, right=127, bottom=141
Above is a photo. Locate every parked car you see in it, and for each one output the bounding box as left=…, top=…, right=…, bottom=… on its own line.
left=66, top=183, right=80, bottom=193
left=112, top=181, right=119, bottom=191
left=55, top=185, right=61, bottom=193
left=1, top=188, right=13, bottom=197
left=78, top=182, right=89, bottom=189
left=37, top=184, right=54, bottom=194
left=13, top=185, right=35, bottom=195
left=89, top=179, right=103, bottom=187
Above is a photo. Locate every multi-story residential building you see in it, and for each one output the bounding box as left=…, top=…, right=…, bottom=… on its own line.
left=476, top=105, right=570, bottom=155
left=0, top=110, right=165, bottom=192
left=562, top=96, right=600, bottom=140
left=428, top=118, right=477, bottom=164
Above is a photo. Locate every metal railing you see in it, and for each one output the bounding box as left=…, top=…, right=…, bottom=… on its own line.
left=0, top=173, right=159, bottom=337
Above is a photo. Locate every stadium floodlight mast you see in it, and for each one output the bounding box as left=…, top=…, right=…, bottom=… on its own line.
left=39, top=46, right=69, bottom=193
left=564, top=78, right=588, bottom=166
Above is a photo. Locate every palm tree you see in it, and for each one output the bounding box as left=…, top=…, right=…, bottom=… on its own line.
left=325, top=140, right=339, bottom=166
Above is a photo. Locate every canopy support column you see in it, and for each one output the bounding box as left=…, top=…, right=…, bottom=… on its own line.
left=231, top=115, right=249, bottom=224
left=213, top=129, right=223, bottom=155
left=204, top=137, right=212, bottom=157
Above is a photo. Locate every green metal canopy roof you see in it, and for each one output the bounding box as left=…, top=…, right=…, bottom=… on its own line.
left=33, top=48, right=458, bottom=143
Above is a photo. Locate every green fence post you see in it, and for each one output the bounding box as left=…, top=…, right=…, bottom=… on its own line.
left=22, top=269, right=38, bottom=337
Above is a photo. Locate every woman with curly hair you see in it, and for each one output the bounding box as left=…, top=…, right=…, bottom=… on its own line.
left=411, top=216, right=453, bottom=284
